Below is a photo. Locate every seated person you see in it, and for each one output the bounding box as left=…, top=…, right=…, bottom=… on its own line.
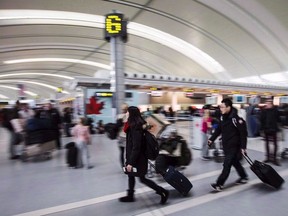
left=155, top=130, right=192, bottom=173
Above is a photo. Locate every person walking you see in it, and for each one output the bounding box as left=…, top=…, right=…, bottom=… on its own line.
left=201, top=108, right=212, bottom=160
left=260, top=99, right=281, bottom=166
left=119, top=106, right=169, bottom=204
left=71, top=117, right=93, bottom=169
left=116, top=103, right=128, bottom=168
left=63, top=107, right=72, bottom=137
left=208, top=98, right=248, bottom=191
left=41, top=102, right=62, bottom=149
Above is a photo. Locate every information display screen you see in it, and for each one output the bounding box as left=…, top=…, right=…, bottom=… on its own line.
left=104, top=13, right=127, bottom=41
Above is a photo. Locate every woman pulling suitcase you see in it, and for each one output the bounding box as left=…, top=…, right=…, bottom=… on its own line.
left=119, top=106, right=169, bottom=204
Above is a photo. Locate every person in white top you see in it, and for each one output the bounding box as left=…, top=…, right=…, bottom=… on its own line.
left=71, top=117, right=93, bottom=169
left=18, top=103, right=34, bottom=121
left=117, top=103, right=128, bottom=168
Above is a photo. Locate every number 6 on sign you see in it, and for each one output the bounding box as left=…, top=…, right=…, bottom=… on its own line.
left=106, top=15, right=122, bottom=34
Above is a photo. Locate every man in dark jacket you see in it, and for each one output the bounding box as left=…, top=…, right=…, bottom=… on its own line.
left=41, top=103, right=62, bottom=149
left=260, top=99, right=281, bottom=166
left=208, top=98, right=248, bottom=191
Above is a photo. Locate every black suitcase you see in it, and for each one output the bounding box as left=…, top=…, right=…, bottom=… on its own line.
left=243, top=154, right=284, bottom=189
left=149, top=161, right=192, bottom=196
left=104, top=123, right=118, bottom=140
left=65, top=142, right=78, bottom=168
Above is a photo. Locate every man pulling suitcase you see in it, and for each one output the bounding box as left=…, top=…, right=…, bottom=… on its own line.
left=208, top=98, right=249, bottom=191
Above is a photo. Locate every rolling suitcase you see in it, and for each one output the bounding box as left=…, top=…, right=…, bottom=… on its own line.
left=148, top=161, right=192, bottom=196
left=243, top=154, right=284, bottom=189
left=65, top=142, right=78, bottom=168
left=104, top=123, right=118, bottom=140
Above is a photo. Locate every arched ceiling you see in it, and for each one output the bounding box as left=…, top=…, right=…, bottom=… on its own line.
left=1, top=0, right=288, bottom=100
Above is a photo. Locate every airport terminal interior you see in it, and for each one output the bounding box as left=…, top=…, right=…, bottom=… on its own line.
left=1, top=0, right=288, bottom=216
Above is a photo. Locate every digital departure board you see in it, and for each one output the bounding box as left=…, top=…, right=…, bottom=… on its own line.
left=104, top=13, right=127, bottom=42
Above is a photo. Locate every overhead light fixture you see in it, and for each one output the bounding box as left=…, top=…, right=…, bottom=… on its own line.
left=0, top=9, right=225, bottom=75
left=0, top=93, right=8, bottom=99
left=129, top=22, right=225, bottom=74
left=0, top=72, right=74, bottom=80
left=18, top=81, right=70, bottom=94
left=231, top=72, right=288, bottom=87
left=260, top=72, right=288, bottom=83
left=3, top=58, right=111, bottom=70
left=0, top=84, right=37, bottom=96
left=0, top=81, right=69, bottom=94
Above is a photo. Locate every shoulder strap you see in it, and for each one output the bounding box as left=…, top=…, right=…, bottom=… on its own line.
left=232, top=117, right=237, bottom=127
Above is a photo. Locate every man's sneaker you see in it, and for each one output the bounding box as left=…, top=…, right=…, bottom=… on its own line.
left=201, top=156, right=211, bottom=161
left=235, top=177, right=249, bottom=185
left=211, top=183, right=223, bottom=192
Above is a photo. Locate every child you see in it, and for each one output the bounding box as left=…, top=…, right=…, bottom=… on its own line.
left=71, top=117, right=93, bottom=169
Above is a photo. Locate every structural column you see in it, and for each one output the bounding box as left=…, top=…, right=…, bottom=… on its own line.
left=110, top=37, right=125, bottom=114
left=104, top=11, right=128, bottom=115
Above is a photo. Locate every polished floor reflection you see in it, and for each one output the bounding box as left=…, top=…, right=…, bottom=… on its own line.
left=0, top=124, right=287, bottom=216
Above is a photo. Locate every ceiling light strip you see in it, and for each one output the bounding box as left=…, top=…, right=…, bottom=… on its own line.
left=0, top=9, right=225, bottom=74
left=0, top=72, right=74, bottom=80
left=3, top=58, right=111, bottom=70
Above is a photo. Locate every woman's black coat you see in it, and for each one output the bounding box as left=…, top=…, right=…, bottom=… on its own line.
left=125, top=125, right=147, bottom=177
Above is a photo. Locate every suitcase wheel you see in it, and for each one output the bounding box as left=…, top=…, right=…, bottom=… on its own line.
left=43, top=152, right=52, bottom=160
left=281, top=151, right=288, bottom=159
left=181, top=191, right=189, bottom=197
left=21, top=153, right=28, bottom=162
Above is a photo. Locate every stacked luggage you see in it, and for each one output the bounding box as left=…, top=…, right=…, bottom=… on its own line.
left=144, top=114, right=171, bottom=137
left=21, top=129, right=57, bottom=162
left=144, top=114, right=193, bottom=196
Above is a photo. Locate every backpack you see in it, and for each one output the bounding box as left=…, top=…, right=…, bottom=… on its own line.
left=178, top=138, right=192, bottom=166
left=143, top=130, right=159, bottom=160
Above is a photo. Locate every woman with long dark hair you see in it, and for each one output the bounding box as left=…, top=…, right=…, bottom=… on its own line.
left=119, top=106, right=169, bottom=204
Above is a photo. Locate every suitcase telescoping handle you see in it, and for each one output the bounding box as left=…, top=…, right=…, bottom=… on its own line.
left=242, top=152, right=254, bottom=166
left=148, top=160, right=165, bottom=176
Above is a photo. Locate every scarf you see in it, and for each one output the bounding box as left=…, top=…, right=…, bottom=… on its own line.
left=123, top=122, right=129, bottom=133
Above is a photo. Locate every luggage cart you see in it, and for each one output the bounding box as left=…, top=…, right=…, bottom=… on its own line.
left=143, top=114, right=171, bottom=178
left=21, top=129, right=57, bottom=162
left=210, top=137, right=225, bottom=163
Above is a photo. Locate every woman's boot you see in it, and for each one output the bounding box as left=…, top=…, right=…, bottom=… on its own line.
left=156, top=187, right=169, bottom=204
left=119, top=190, right=135, bottom=202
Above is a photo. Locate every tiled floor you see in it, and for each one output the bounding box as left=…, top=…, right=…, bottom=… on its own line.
left=0, top=123, right=287, bottom=216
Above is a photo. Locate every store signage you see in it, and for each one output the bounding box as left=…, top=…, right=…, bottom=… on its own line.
left=183, top=88, right=194, bottom=92
left=150, top=87, right=161, bottom=91
left=151, top=91, right=163, bottom=97
left=95, top=92, right=113, bottom=97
